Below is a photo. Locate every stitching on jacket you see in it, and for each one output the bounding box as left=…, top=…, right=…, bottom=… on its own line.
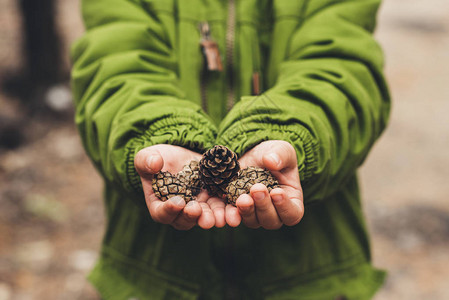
left=262, top=252, right=367, bottom=295
left=100, top=245, right=201, bottom=293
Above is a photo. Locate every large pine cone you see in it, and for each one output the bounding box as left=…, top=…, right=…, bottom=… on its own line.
left=152, top=160, right=202, bottom=202
left=199, top=145, right=240, bottom=197
left=226, top=166, right=280, bottom=205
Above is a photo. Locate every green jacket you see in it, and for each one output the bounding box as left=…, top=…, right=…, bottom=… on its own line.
left=71, top=0, right=390, bottom=299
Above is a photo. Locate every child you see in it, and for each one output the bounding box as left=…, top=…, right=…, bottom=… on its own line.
left=71, top=0, right=390, bottom=299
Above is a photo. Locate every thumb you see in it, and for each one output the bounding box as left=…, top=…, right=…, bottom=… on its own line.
left=261, top=141, right=297, bottom=172
left=134, top=148, right=164, bottom=180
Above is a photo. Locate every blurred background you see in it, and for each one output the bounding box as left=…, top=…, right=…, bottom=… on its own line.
left=0, top=0, right=448, bottom=299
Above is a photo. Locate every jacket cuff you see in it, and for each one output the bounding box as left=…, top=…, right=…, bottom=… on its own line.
left=124, top=115, right=217, bottom=192
left=216, top=123, right=319, bottom=184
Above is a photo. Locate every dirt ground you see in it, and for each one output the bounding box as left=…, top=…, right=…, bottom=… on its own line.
left=0, top=0, right=448, bottom=299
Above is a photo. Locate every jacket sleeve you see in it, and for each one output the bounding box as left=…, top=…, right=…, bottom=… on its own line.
left=216, top=0, right=391, bottom=204
left=71, top=0, right=217, bottom=198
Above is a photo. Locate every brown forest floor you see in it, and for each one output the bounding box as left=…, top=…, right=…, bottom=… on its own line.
left=0, top=0, right=449, bottom=299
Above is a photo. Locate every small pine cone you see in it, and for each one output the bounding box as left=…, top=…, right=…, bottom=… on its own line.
left=178, top=160, right=202, bottom=200
left=152, top=171, right=186, bottom=201
left=226, top=167, right=280, bottom=206
left=199, top=145, right=240, bottom=197
left=152, top=160, right=202, bottom=203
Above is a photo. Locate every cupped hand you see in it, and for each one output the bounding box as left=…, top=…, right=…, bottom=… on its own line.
left=225, top=140, right=304, bottom=229
left=134, top=144, right=226, bottom=230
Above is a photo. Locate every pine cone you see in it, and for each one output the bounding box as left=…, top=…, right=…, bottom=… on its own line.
left=178, top=160, right=202, bottom=200
left=152, top=160, right=202, bottom=202
left=226, top=166, right=280, bottom=206
left=199, top=145, right=240, bottom=197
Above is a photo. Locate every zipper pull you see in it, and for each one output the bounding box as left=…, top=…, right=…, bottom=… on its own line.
left=199, top=22, right=223, bottom=72
left=252, top=71, right=261, bottom=95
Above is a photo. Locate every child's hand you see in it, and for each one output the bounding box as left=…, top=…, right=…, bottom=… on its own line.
left=134, top=144, right=226, bottom=230
left=225, top=140, right=304, bottom=229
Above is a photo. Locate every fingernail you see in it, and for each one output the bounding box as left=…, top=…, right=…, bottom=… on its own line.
left=268, top=153, right=280, bottom=166
left=170, top=196, right=185, bottom=207
left=253, top=192, right=265, bottom=201
left=239, top=206, right=251, bottom=214
left=186, top=200, right=197, bottom=207
left=272, top=194, right=283, bottom=203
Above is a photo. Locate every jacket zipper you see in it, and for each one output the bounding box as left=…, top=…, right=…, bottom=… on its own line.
left=251, top=26, right=262, bottom=96
left=224, top=2, right=238, bottom=298
left=225, top=0, right=236, bottom=111
left=199, top=0, right=236, bottom=113
left=199, top=22, right=223, bottom=113
left=200, top=67, right=209, bottom=113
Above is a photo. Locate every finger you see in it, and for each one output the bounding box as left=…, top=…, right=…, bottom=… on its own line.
left=251, top=183, right=283, bottom=230
left=261, top=141, right=297, bottom=172
left=225, top=204, right=241, bottom=227
left=207, top=197, right=226, bottom=228
left=197, top=202, right=216, bottom=229
left=236, top=194, right=259, bottom=229
left=172, top=200, right=202, bottom=230
left=149, top=196, right=185, bottom=224
left=270, top=188, right=304, bottom=226
left=263, top=146, right=301, bottom=189
left=263, top=142, right=297, bottom=172
left=134, top=148, right=164, bottom=180
left=196, top=190, right=225, bottom=228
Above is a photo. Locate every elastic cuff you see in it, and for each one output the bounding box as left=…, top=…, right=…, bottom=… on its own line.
left=216, top=124, right=319, bottom=183
left=124, top=115, right=217, bottom=192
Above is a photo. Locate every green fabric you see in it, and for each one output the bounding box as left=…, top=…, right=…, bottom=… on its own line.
left=71, top=0, right=391, bottom=299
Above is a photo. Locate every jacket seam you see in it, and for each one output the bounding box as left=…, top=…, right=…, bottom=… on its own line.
left=262, top=252, right=368, bottom=295
left=99, top=245, right=201, bottom=294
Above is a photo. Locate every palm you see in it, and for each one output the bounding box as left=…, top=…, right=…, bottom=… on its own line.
left=135, top=144, right=226, bottom=230
left=239, top=148, right=301, bottom=192
left=224, top=140, right=304, bottom=229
